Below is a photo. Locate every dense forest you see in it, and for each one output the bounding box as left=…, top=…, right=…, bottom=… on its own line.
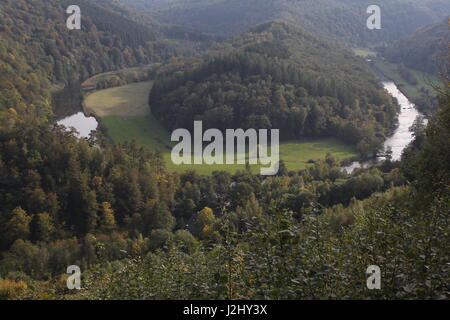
left=149, top=21, right=399, bottom=156
left=119, top=0, right=450, bottom=45
left=0, top=0, right=448, bottom=301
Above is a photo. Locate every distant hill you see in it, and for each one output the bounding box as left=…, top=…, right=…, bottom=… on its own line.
left=380, top=19, right=449, bottom=75
left=149, top=21, right=399, bottom=156
left=118, top=0, right=450, bottom=45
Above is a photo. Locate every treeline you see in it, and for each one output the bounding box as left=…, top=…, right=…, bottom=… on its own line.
left=150, top=21, right=399, bottom=157
left=94, top=68, right=155, bottom=90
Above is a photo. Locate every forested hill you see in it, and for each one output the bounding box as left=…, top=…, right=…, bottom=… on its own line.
left=149, top=21, right=399, bottom=156
left=380, top=19, right=449, bottom=74
left=0, top=0, right=214, bottom=117
left=118, top=0, right=450, bottom=46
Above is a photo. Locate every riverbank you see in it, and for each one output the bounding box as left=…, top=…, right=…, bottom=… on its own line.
left=371, top=59, right=439, bottom=115
left=353, top=48, right=438, bottom=115
left=343, top=79, right=425, bottom=173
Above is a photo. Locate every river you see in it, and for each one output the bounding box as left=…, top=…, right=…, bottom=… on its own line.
left=57, top=112, right=98, bottom=139
left=344, top=80, right=425, bottom=172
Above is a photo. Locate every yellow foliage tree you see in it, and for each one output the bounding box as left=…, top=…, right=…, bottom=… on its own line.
left=99, top=202, right=116, bottom=233
left=196, top=207, right=219, bottom=240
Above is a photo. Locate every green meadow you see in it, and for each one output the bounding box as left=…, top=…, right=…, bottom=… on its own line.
left=88, top=82, right=357, bottom=174
left=101, top=115, right=356, bottom=174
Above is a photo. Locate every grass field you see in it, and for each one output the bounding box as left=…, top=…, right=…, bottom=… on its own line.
left=101, top=116, right=356, bottom=174
left=102, top=115, right=173, bottom=151
left=163, top=136, right=355, bottom=174
left=162, top=140, right=355, bottom=175
left=89, top=82, right=357, bottom=174
left=84, top=81, right=152, bottom=117
left=353, top=48, right=377, bottom=58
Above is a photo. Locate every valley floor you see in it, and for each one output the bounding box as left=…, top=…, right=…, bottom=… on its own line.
left=85, top=81, right=357, bottom=174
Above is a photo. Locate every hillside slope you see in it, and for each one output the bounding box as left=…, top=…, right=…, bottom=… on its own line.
left=119, top=0, right=450, bottom=45
left=149, top=21, right=399, bottom=156
left=380, top=19, right=449, bottom=74
left=0, top=0, right=213, bottom=117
